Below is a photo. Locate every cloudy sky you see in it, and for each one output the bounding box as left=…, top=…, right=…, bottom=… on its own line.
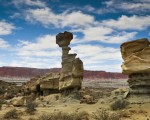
left=0, top=0, right=150, bottom=72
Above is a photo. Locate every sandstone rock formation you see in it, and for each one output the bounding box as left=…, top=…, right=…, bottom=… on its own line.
left=56, top=31, right=84, bottom=90
left=23, top=31, right=83, bottom=95
left=121, top=38, right=150, bottom=94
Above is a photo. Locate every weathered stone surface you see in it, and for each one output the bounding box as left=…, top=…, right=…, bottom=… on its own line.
left=11, top=96, right=25, bottom=107
left=23, top=31, right=83, bottom=95
left=121, top=38, right=150, bottom=94
left=39, top=73, right=59, bottom=90
left=56, top=31, right=73, bottom=47
left=121, top=38, right=149, bottom=60
left=59, top=74, right=82, bottom=90
left=56, top=31, right=84, bottom=90
left=24, top=77, right=40, bottom=93
left=121, top=38, right=150, bottom=75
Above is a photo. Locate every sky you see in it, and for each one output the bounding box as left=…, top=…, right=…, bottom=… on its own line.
left=0, top=0, right=150, bottom=72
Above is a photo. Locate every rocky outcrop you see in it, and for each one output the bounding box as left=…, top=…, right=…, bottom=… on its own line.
left=23, top=31, right=83, bottom=95
left=121, top=38, right=150, bottom=94
left=56, top=31, right=84, bottom=90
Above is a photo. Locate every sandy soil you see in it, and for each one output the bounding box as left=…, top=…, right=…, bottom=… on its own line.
left=0, top=91, right=150, bottom=120
left=0, top=79, right=150, bottom=120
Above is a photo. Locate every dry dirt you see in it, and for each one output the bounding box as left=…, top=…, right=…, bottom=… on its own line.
left=0, top=79, right=150, bottom=120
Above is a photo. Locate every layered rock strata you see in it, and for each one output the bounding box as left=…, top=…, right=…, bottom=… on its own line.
left=24, top=31, right=83, bottom=95
left=56, top=31, right=84, bottom=90
left=121, top=38, right=150, bottom=94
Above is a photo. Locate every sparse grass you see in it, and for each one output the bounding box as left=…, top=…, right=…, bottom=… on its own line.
left=0, top=104, right=2, bottom=110
left=38, top=114, right=51, bottom=120
left=28, top=118, right=37, bottom=120
left=3, top=109, right=19, bottom=119
left=111, top=98, right=129, bottom=110
left=92, top=108, right=121, bottom=120
left=38, top=111, right=89, bottom=120
left=51, top=112, right=72, bottom=120
left=0, top=100, right=6, bottom=104
left=72, top=111, right=89, bottom=120
left=26, top=102, right=37, bottom=114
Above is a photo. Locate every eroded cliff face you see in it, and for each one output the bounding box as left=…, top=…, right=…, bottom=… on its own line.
left=121, top=38, right=150, bottom=94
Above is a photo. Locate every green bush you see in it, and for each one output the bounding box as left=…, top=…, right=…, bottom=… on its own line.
left=111, top=98, right=129, bottom=110
left=26, top=102, right=37, bottom=114
left=3, top=109, right=19, bottom=119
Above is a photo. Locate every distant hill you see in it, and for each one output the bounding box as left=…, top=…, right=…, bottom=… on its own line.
left=0, top=66, right=128, bottom=84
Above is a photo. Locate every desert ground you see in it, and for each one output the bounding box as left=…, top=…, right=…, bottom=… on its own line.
left=0, top=79, right=150, bottom=120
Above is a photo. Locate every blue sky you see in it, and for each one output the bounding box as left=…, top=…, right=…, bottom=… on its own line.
left=0, top=0, right=150, bottom=72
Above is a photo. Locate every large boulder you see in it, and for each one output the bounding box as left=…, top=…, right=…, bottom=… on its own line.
left=11, top=96, right=25, bottom=107
left=56, top=31, right=73, bottom=47
left=121, top=38, right=150, bottom=94
left=39, top=73, right=59, bottom=90
left=121, top=38, right=150, bottom=75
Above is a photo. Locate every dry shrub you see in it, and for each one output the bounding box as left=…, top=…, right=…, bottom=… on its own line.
left=3, top=109, right=19, bottom=119
left=92, top=108, right=121, bottom=120
left=51, top=112, right=72, bottom=120
left=0, top=104, right=1, bottom=110
left=38, top=114, right=51, bottom=120
left=111, top=98, right=129, bottom=110
left=38, top=112, right=71, bottom=120
left=38, top=111, right=89, bottom=120
left=72, top=111, right=89, bottom=120
left=26, top=102, right=37, bottom=114
left=28, top=118, right=37, bottom=120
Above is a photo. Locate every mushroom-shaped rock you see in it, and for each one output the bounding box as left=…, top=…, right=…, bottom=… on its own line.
left=121, top=38, right=149, bottom=60
left=121, top=38, right=150, bottom=94
left=121, top=38, right=150, bottom=75
left=56, top=31, right=73, bottom=47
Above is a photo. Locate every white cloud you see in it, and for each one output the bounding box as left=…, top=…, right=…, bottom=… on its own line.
left=102, top=15, right=150, bottom=30
left=0, top=38, right=10, bottom=49
left=70, top=44, right=122, bottom=72
left=12, top=0, right=46, bottom=7
left=20, top=34, right=57, bottom=50
left=12, top=34, right=62, bottom=68
left=71, top=44, right=121, bottom=60
left=17, top=34, right=61, bottom=57
left=83, top=27, right=113, bottom=39
left=104, top=0, right=150, bottom=13
left=85, top=64, right=122, bottom=72
left=26, top=7, right=95, bottom=28
left=61, top=11, right=94, bottom=28
left=10, top=57, right=61, bottom=68
left=73, top=27, right=137, bottom=44
left=0, top=21, right=15, bottom=35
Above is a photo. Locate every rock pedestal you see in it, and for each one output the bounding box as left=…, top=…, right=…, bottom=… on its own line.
left=121, top=38, right=150, bottom=94
left=56, top=31, right=84, bottom=90
left=23, top=31, right=84, bottom=96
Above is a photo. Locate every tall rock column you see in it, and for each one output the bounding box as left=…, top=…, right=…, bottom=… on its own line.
left=120, top=38, right=150, bottom=94
left=56, top=31, right=84, bottom=90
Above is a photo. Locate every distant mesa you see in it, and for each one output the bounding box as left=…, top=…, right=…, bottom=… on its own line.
left=0, top=67, right=127, bottom=83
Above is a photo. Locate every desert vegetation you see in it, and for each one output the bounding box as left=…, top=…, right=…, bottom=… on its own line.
left=110, top=98, right=129, bottom=110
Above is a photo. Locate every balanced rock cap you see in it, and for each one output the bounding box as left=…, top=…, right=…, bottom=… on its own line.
left=56, top=31, right=73, bottom=47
